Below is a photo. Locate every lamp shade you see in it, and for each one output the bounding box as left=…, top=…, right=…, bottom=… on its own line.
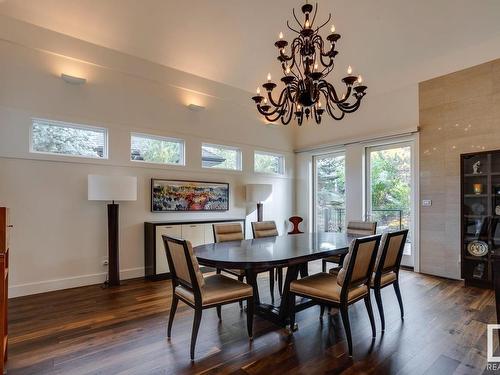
left=246, top=184, right=272, bottom=203
left=88, top=175, right=137, bottom=201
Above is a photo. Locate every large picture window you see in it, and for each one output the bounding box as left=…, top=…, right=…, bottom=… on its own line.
left=31, top=118, right=107, bottom=159
left=131, top=133, right=185, bottom=165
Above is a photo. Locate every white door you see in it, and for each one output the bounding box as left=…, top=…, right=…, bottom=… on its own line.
left=366, top=141, right=416, bottom=267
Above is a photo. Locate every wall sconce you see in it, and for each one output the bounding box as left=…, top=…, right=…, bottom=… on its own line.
left=61, top=73, right=87, bottom=85
left=187, top=103, right=205, bottom=111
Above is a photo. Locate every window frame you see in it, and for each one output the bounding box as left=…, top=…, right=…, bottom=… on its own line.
left=30, top=118, right=109, bottom=159
left=201, top=142, right=243, bottom=171
left=254, top=150, right=285, bottom=175
left=130, top=132, right=185, bottom=166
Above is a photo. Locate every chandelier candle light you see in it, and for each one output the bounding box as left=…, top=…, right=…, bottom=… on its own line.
left=252, top=2, right=367, bottom=125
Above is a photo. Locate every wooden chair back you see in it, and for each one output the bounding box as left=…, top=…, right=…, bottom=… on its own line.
left=213, top=223, right=244, bottom=243
left=251, top=221, right=278, bottom=238
left=346, top=221, right=377, bottom=236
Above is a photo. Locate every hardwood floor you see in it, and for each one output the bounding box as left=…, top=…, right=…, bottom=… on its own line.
left=6, top=263, right=499, bottom=374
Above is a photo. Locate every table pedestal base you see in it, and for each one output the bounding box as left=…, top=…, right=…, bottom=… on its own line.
left=246, top=263, right=312, bottom=328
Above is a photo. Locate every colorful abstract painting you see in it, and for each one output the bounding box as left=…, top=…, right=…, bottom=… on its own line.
left=151, top=179, right=229, bottom=212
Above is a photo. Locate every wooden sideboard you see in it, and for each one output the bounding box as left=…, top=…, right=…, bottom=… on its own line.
left=0, top=208, right=10, bottom=373
left=144, top=218, right=245, bottom=280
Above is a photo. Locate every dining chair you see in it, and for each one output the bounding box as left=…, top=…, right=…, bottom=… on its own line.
left=370, top=229, right=408, bottom=331
left=322, top=220, right=377, bottom=272
left=289, top=235, right=381, bottom=356
left=251, top=221, right=283, bottom=297
left=213, top=223, right=247, bottom=307
left=162, top=235, right=254, bottom=360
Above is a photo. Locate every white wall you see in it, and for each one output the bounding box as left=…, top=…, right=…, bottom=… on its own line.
left=0, top=16, right=295, bottom=297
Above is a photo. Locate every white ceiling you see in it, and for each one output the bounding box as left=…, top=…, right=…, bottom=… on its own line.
left=1, top=0, right=500, bottom=96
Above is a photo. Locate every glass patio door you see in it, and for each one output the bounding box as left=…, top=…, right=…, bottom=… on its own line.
left=366, top=141, right=415, bottom=267
left=313, top=152, right=346, bottom=233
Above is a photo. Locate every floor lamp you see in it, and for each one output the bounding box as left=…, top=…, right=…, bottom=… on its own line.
left=88, top=175, right=137, bottom=287
left=246, top=184, right=272, bottom=222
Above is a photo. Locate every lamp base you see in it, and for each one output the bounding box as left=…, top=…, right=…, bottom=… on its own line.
left=107, top=203, right=120, bottom=287
left=257, top=203, right=263, bottom=222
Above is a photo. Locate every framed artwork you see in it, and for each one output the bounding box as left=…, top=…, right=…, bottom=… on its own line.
left=151, top=179, right=229, bottom=212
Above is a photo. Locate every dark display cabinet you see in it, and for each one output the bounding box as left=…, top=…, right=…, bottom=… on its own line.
left=461, top=150, right=500, bottom=288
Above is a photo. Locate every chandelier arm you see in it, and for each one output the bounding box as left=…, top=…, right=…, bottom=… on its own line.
left=324, top=81, right=352, bottom=103
left=292, top=8, right=303, bottom=29
left=314, top=13, right=331, bottom=33
left=259, top=105, right=281, bottom=117
left=326, top=101, right=346, bottom=120
left=321, top=82, right=343, bottom=103
left=287, top=20, right=301, bottom=34
left=265, top=112, right=281, bottom=122
left=286, top=85, right=296, bottom=102
left=267, top=88, right=287, bottom=108
left=281, top=102, right=294, bottom=125
left=339, top=99, right=362, bottom=113
left=313, top=106, right=321, bottom=124
left=319, top=54, right=333, bottom=69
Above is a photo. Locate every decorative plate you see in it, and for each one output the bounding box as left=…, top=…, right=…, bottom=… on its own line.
left=467, top=240, right=489, bottom=257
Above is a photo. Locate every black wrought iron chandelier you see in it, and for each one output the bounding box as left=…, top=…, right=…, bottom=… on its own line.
left=251, top=1, right=367, bottom=125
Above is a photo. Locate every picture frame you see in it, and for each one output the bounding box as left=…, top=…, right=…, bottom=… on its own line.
left=151, top=179, right=229, bottom=212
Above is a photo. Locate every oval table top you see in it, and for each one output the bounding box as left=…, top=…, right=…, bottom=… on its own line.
left=194, top=232, right=353, bottom=270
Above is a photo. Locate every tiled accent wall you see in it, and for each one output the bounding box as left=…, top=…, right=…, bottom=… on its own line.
left=419, top=59, right=500, bottom=279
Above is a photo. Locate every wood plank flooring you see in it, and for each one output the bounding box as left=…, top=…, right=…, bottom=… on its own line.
left=5, top=262, right=499, bottom=374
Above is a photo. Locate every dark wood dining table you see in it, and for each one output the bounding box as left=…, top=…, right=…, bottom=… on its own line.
left=194, top=232, right=352, bottom=328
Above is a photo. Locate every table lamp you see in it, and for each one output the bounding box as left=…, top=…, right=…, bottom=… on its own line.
left=88, top=175, right=137, bottom=286
left=246, top=184, right=272, bottom=222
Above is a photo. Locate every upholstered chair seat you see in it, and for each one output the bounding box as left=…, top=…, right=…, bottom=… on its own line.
left=175, top=274, right=253, bottom=307
left=290, top=273, right=368, bottom=303
left=332, top=266, right=397, bottom=288
left=370, top=271, right=396, bottom=287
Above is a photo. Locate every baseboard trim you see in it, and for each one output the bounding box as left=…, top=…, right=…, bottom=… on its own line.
left=8, top=267, right=144, bottom=298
